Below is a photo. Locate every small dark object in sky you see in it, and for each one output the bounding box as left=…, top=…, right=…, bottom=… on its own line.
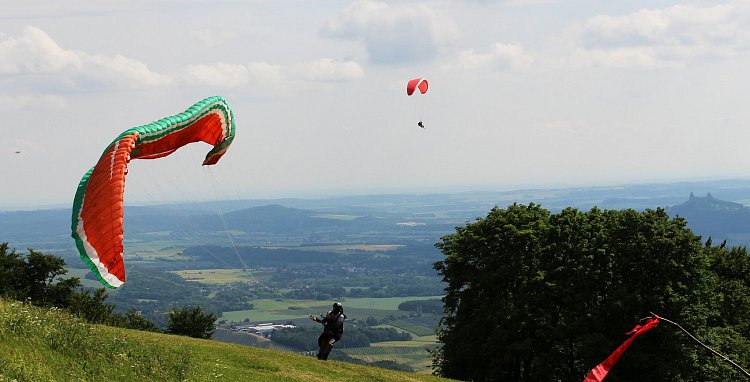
left=417, top=121, right=425, bottom=129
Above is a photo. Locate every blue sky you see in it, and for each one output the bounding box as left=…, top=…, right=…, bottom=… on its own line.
left=3, top=0, right=750, bottom=209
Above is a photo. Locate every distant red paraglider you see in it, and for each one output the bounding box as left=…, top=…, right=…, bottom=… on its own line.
left=407, top=78, right=429, bottom=128
left=406, top=78, right=428, bottom=96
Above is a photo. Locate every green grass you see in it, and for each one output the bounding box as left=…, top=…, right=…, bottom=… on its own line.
left=0, top=299, right=451, bottom=382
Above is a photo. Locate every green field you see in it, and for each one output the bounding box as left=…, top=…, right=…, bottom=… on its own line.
left=222, top=296, right=442, bottom=323
left=342, top=345, right=439, bottom=373
left=313, top=214, right=362, bottom=221
left=387, top=320, right=438, bottom=337
left=122, top=240, right=187, bottom=258
left=219, top=296, right=443, bottom=372
left=261, top=244, right=404, bottom=252
left=173, top=268, right=260, bottom=284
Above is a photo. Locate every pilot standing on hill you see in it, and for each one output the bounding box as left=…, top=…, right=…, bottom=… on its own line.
left=310, top=302, right=346, bottom=360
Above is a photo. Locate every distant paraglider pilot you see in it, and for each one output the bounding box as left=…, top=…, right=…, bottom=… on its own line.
left=407, top=78, right=428, bottom=130
left=310, top=302, right=346, bottom=360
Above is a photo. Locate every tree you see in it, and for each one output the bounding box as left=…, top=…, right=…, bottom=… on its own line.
left=0, top=243, right=26, bottom=300
left=121, top=309, right=162, bottom=332
left=0, top=243, right=80, bottom=308
left=432, top=204, right=738, bottom=382
left=67, top=287, right=114, bottom=324
left=166, top=305, right=217, bottom=339
left=434, top=203, right=556, bottom=381
left=0, top=242, right=160, bottom=332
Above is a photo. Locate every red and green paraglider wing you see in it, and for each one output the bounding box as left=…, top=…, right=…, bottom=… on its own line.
left=71, top=96, right=236, bottom=288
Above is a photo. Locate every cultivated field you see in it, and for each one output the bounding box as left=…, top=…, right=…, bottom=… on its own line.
left=173, top=268, right=260, bottom=284
left=221, top=296, right=442, bottom=323
left=219, top=296, right=443, bottom=373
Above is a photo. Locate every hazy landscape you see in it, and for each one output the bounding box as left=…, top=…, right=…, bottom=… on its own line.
left=8, top=178, right=750, bottom=254
left=4, top=179, right=750, bottom=372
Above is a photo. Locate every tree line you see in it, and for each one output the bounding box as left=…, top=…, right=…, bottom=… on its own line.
left=432, top=204, right=750, bottom=381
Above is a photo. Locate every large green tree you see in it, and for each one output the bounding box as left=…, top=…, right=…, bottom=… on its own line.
left=433, top=204, right=748, bottom=381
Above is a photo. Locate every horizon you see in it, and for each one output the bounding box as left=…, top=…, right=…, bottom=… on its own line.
left=5, top=175, right=750, bottom=212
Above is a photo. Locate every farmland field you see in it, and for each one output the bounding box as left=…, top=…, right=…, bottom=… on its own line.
left=220, top=296, right=443, bottom=373
left=342, top=342, right=440, bottom=374
left=221, top=296, right=442, bottom=323
left=172, top=268, right=259, bottom=284
left=262, top=244, right=404, bottom=252
left=378, top=322, right=437, bottom=337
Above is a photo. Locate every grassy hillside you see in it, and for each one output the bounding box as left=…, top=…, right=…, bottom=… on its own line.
left=0, top=299, right=449, bottom=382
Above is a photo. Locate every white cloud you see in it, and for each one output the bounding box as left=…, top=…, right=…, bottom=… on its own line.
left=288, top=58, right=364, bottom=82
left=186, top=62, right=259, bottom=88
left=448, top=42, right=534, bottom=72
left=0, top=93, right=67, bottom=111
left=322, top=0, right=459, bottom=64
left=570, top=46, right=685, bottom=70
left=185, top=59, right=363, bottom=92
left=1, top=26, right=363, bottom=96
left=0, top=26, right=170, bottom=89
left=570, top=1, right=750, bottom=69
left=0, top=26, right=82, bottom=74
left=83, top=53, right=171, bottom=87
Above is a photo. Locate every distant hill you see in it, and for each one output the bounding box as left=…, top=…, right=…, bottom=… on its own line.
left=0, top=299, right=447, bottom=381
left=668, top=192, right=750, bottom=245
left=222, top=204, right=346, bottom=233
left=11, top=180, right=750, bottom=259
left=0, top=208, right=70, bottom=242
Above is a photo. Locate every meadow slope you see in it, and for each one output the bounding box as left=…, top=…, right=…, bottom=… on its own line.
left=0, top=299, right=450, bottom=382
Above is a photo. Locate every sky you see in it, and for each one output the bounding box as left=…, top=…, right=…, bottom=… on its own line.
left=3, top=0, right=750, bottom=209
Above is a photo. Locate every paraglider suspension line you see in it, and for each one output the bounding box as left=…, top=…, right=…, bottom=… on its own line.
left=650, top=313, right=750, bottom=379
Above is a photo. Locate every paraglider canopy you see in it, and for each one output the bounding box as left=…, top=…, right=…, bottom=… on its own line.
left=71, top=96, right=236, bottom=288
left=406, top=78, right=428, bottom=96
